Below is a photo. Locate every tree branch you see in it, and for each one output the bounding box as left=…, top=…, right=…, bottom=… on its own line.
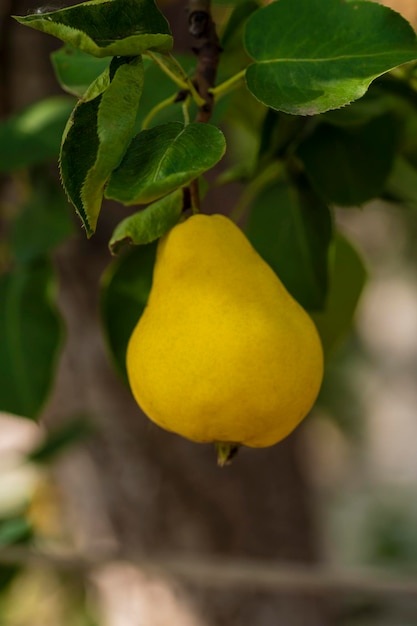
left=185, top=0, right=222, bottom=212
left=1, top=546, right=417, bottom=599
left=188, top=0, right=221, bottom=123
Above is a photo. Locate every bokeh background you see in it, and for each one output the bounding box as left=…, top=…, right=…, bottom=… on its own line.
left=1, top=1, right=417, bottom=625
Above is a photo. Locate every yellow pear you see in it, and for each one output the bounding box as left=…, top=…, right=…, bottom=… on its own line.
left=126, top=213, right=323, bottom=450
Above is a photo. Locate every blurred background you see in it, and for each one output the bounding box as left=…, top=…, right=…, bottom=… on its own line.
left=1, top=1, right=417, bottom=625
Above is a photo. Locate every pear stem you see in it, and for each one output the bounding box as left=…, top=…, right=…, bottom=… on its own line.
left=215, top=442, right=240, bottom=467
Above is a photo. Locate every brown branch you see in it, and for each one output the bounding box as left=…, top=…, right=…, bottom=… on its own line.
left=2, top=546, right=417, bottom=598
left=185, top=0, right=221, bottom=211
left=188, top=0, right=221, bottom=123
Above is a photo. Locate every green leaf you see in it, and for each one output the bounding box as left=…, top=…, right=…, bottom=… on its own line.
left=0, top=96, right=75, bottom=172
left=297, top=113, right=399, bottom=206
left=100, top=243, right=157, bottom=379
left=51, top=48, right=196, bottom=120
left=258, top=109, right=306, bottom=161
left=0, top=257, right=63, bottom=420
left=60, top=55, right=144, bottom=235
left=10, top=177, right=74, bottom=263
left=106, top=122, right=226, bottom=205
left=0, top=517, right=31, bottom=547
left=0, top=515, right=32, bottom=591
left=385, top=155, right=417, bottom=209
left=311, top=233, right=367, bottom=354
left=244, top=0, right=417, bottom=115
left=28, top=416, right=93, bottom=464
left=109, top=189, right=183, bottom=254
left=15, top=0, right=172, bottom=58
left=51, top=45, right=111, bottom=98
left=319, top=86, right=395, bottom=127
left=221, top=0, right=259, bottom=50
left=246, top=174, right=332, bottom=311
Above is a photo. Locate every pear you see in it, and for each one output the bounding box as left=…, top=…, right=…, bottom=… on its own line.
left=126, top=214, right=323, bottom=451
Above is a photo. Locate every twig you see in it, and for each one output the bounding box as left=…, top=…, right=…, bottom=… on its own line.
left=1, top=546, right=417, bottom=599
left=186, top=0, right=222, bottom=211
left=141, top=93, right=179, bottom=130
left=188, top=0, right=222, bottom=123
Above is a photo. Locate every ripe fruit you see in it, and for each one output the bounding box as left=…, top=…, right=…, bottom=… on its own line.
left=126, top=214, right=323, bottom=457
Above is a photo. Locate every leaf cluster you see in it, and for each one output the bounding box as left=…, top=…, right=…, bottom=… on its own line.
left=2, top=0, right=417, bottom=418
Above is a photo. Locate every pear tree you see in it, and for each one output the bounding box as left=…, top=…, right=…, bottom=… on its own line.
left=2, top=0, right=417, bottom=446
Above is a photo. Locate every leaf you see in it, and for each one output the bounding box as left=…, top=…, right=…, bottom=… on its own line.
left=246, top=175, right=332, bottom=311
left=100, top=243, right=157, bottom=379
left=109, top=189, right=183, bottom=254
left=10, top=178, right=74, bottom=263
left=311, top=233, right=367, bottom=354
left=244, top=0, right=417, bottom=115
left=14, top=0, right=172, bottom=58
left=50, top=50, right=200, bottom=130
left=221, top=0, right=259, bottom=50
left=51, top=45, right=111, bottom=98
left=0, top=96, right=75, bottom=172
left=0, top=515, right=32, bottom=591
left=297, top=113, right=399, bottom=206
left=106, top=122, right=226, bottom=205
left=320, top=86, right=395, bottom=127
left=60, top=55, right=144, bottom=235
left=0, top=517, right=31, bottom=547
left=385, top=155, right=417, bottom=209
left=258, top=109, right=306, bottom=161
left=0, top=257, right=63, bottom=420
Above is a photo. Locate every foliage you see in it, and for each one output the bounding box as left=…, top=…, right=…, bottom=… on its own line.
left=1, top=0, right=417, bottom=425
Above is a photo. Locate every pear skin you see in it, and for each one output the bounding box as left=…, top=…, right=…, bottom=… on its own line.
left=127, top=214, right=323, bottom=448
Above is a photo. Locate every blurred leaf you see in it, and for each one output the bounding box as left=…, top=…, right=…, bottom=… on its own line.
left=106, top=122, right=226, bottom=205
left=109, top=189, right=183, bottom=254
left=213, top=0, right=249, bottom=4
left=366, top=504, right=417, bottom=572
left=297, top=113, right=399, bottom=206
left=385, top=155, right=417, bottom=210
left=14, top=0, right=172, bottom=58
left=320, top=87, right=395, bottom=127
left=244, top=0, right=417, bottom=115
left=101, top=243, right=156, bottom=380
left=221, top=0, right=259, bottom=50
left=258, top=109, right=306, bottom=161
left=60, top=55, right=144, bottom=235
left=317, top=334, right=366, bottom=439
left=51, top=45, right=111, bottom=98
left=246, top=174, right=331, bottom=310
left=10, top=177, right=74, bottom=263
left=0, top=96, right=74, bottom=172
left=28, top=416, right=93, bottom=464
left=311, top=233, right=367, bottom=354
left=0, top=517, right=31, bottom=547
left=0, top=515, right=32, bottom=592
left=0, top=257, right=63, bottom=420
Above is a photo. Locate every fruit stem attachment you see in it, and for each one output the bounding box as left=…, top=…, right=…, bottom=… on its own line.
left=215, top=442, right=240, bottom=467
